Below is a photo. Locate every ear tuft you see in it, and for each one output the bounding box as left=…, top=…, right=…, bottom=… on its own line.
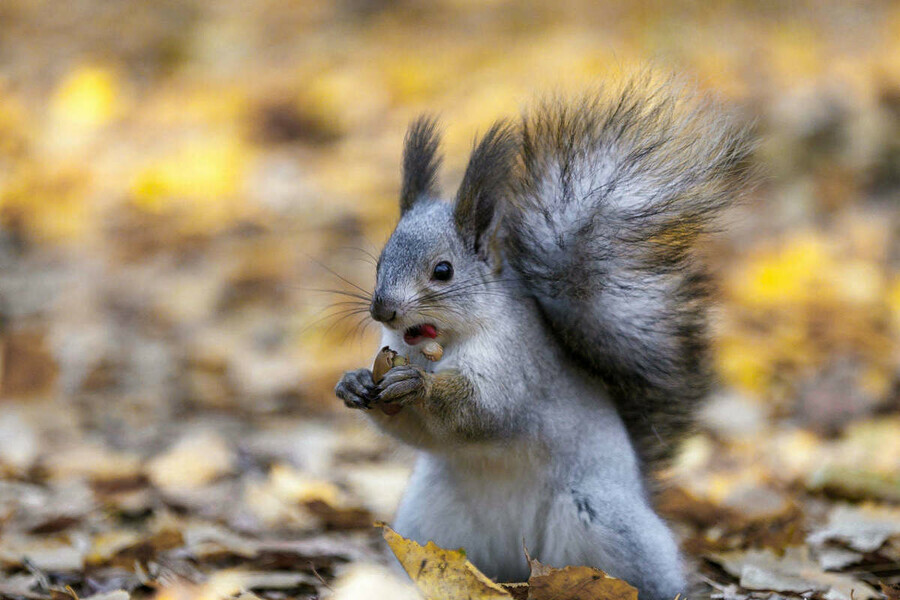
left=400, top=115, right=443, bottom=214
left=455, top=120, right=518, bottom=254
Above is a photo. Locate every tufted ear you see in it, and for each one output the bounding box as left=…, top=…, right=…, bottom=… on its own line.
left=454, top=120, right=517, bottom=256
left=400, top=115, right=443, bottom=214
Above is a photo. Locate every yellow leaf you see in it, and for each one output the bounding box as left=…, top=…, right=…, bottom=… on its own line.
left=380, top=523, right=512, bottom=600
left=297, top=67, right=389, bottom=135
left=129, top=134, right=253, bottom=232
left=268, top=462, right=343, bottom=505
left=50, top=65, right=120, bottom=131
left=889, top=277, right=900, bottom=331
left=526, top=554, right=638, bottom=600
left=1, top=162, right=92, bottom=242
left=131, top=136, right=246, bottom=207
left=731, top=233, right=830, bottom=307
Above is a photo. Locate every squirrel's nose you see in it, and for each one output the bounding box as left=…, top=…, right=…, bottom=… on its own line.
left=370, top=295, right=399, bottom=323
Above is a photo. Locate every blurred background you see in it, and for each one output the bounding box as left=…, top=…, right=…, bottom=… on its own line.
left=1, top=1, right=899, bottom=599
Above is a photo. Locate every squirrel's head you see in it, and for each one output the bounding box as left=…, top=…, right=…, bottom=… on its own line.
left=370, top=116, right=517, bottom=347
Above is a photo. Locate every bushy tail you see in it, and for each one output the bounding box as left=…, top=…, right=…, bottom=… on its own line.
left=503, top=74, right=754, bottom=468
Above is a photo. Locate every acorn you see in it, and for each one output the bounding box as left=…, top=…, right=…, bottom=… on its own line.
left=421, top=340, right=443, bottom=362
left=372, top=346, right=409, bottom=383
left=371, top=346, right=409, bottom=415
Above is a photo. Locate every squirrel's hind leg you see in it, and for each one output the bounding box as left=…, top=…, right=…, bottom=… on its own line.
left=540, top=483, right=687, bottom=600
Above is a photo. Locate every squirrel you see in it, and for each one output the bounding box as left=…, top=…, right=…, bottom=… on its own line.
left=334, top=73, right=753, bottom=600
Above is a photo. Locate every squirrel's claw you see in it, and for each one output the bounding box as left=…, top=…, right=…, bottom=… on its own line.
left=376, top=365, right=428, bottom=406
left=335, top=368, right=377, bottom=409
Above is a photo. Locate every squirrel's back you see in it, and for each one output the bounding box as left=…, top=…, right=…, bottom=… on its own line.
left=502, top=73, right=754, bottom=468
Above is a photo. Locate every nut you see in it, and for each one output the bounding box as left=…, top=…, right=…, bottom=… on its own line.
left=371, top=346, right=409, bottom=416
left=372, top=346, right=395, bottom=383
left=372, top=346, right=409, bottom=383
left=422, top=340, right=443, bottom=362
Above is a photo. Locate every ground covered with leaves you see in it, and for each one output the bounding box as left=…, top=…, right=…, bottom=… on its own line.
left=1, top=1, right=900, bottom=599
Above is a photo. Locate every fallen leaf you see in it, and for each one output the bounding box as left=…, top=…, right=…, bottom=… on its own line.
left=86, top=530, right=143, bottom=565
left=182, top=521, right=258, bottom=559
left=0, top=329, right=58, bottom=398
left=709, top=546, right=879, bottom=600
left=81, top=592, right=130, bottom=600
left=0, top=574, right=42, bottom=600
left=813, top=546, right=864, bottom=571
left=154, top=571, right=316, bottom=600
left=204, top=569, right=317, bottom=595
left=381, top=523, right=512, bottom=600
left=526, top=554, right=638, bottom=600
left=330, top=563, right=422, bottom=600
left=50, top=65, right=120, bottom=132
left=807, top=466, right=900, bottom=503
left=0, top=408, right=38, bottom=472
left=267, top=462, right=343, bottom=506
left=0, top=534, right=87, bottom=571
left=45, top=443, right=142, bottom=482
left=807, top=503, right=900, bottom=553
left=146, top=431, right=233, bottom=491
left=501, top=583, right=529, bottom=600
left=881, top=582, right=900, bottom=600
left=130, top=135, right=253, bottom=233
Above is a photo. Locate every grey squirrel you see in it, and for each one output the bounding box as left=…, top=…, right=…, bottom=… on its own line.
left=334, top=74, right=753, bottom=600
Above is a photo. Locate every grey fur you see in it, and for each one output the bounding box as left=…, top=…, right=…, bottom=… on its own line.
left=505, top=75, right=754, bottom=466
left=334, top=74, right=754, bottom=600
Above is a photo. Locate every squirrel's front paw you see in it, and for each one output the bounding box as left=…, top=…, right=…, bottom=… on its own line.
left=376, top=365, right=430, bottom=408
left=335, top=369, right=376, bottom=409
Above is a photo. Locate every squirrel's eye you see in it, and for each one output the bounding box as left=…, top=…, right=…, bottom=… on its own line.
left=432, top=261, right=453, bottom=281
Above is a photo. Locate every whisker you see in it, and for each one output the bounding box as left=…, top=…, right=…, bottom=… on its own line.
left=349, top=314, right=374, bottom=343
left=361, top=319, right=376, bottom=339
left=323, top=308, right=372, bottom=339
left=296, top=287, right=373, bottom=303
left=319, top=298, right=370, bottom=308
left=304, top=254, right=372, bottom=295
left=334, top=245, right=379, bottom=264
left=299, top=306, right=371, bottom=336
left=340, top=312, right=375, bottom=345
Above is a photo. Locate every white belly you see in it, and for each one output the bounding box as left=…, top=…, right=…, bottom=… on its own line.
left=392, top=452, right=557, bottom=581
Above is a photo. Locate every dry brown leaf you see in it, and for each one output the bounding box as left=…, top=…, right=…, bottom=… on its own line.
left=709, top=546, right=879, bottom=600
left=0, top=329, right=58, bottom=398
left=881, top=582, right=900, bottom=600
left=526, top=554, right=638, bottom=600
left=501, top=583, right=529, bottom=600
left=381, top=523, right=512, bottom=600
left=45, top=443, right=142, bottom=483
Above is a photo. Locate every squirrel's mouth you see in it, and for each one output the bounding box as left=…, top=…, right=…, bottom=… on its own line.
left=404, top=323, right=438, bottom=346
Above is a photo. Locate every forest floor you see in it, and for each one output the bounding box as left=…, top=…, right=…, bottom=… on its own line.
left=1, top=1, right=900, bottom=598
